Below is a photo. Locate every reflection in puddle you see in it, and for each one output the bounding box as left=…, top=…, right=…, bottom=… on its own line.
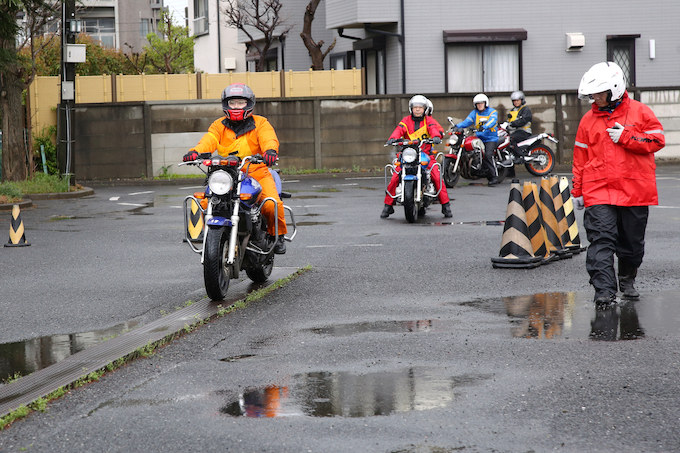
left=0, top=320, right=139, bottom=380
left=464, top=292, right=651, bottom=342
left=221, top=368, right=490, bottom=418
left=308, top=320, right=446, bottom=336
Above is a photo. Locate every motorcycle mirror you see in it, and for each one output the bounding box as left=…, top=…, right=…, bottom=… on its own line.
left=507, top=113, right=512, bottom=119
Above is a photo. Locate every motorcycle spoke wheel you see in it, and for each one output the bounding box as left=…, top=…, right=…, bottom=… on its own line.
left=204, top=227, right=231, bottom=301
left=404, top=180, right=417, bottom=223
left=443, top=159, right=460, bottom=188
left=524, top=145, right=555, bottom=176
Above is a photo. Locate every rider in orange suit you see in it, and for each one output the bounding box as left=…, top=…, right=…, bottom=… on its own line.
left=184, top=83, right=288, bottom=254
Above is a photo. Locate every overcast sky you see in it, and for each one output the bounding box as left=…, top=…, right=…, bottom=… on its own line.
left=164, top=0, right=188, bottom=24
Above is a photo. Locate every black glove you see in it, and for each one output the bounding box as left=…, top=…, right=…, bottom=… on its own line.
left=183, top=150, right=198, bottom=162
left=452, top=126, right=462, bottom=133
left=264, top=149, right=278, bottom=166
left=477, top=125, right=485, bottom=132
left=432, top=137, right=442, bottom=144
left=386, top=138, right=397, bottom=145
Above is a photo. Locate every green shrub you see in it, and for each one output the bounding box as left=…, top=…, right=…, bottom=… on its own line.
left=33, top=126, right=59, bottom=176
left=16, top=173, right=68, bottom=194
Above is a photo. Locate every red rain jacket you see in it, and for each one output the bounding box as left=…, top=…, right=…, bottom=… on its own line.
left=571, top=92, right=665, bottom=206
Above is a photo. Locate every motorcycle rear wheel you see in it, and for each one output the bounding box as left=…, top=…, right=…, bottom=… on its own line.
left=524, top=144, right=555, bottom=176
left=204, top=227, right=231, bottom=301
left=403, top=180, right=417, bottom=223
left=442, top=158, right=460, bottom=188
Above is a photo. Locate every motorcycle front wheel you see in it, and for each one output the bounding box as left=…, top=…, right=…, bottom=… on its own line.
left=204, top=226, right=231, bottom=301
left=442, top=157, right=460, bottom=188
left=403, top=180, right=417, bottom=223
left=524, top=144, right=556, bottom=176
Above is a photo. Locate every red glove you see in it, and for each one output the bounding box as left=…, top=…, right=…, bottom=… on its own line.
left=264, top=149, right=278, bottom=166
left=183, top=150, right=198, bottom=162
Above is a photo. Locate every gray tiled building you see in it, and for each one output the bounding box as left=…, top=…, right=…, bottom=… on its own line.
left=191, top=0, right=680, bottom=95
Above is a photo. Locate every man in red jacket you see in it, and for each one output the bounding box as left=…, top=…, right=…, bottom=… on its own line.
left=572, top=62, right=665, bottom=308
left=381, top=95, right=452, bottom=219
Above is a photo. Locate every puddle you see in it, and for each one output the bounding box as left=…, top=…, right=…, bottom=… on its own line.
left=296, top=221, right=334, bottom=226
left=307, top=320, right=451, bottom=336
left=220, top=368, right=490, bottom=418
left=425, top=220, right=504, bottom=226
left=48, top=215, right=93, bottom=221
left=461, top=291, right=680, bottom=341
left=0, top=320, right=139, bottom=381
left=293, top=195, right=330, bottom=199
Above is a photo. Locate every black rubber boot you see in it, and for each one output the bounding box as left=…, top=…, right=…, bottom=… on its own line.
left=274, top=235, right=286, bottom=254
left=380, top=204, right=394, bottom=219
left=618, top=262, right=639, bottom=299
left=594, top=293, right=617, bottom=311
left=441, top=202, right=452, bottom=218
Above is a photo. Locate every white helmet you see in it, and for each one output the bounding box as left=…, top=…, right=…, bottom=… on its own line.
left=409, top=95, right=428, bottom=115
left=473, top=93, right=489, bottom=108
left=510, top=90, right=525, bottom=104
left=425, top=98, right=434, bottom=116
left=578, top=62, right=626, bottom=103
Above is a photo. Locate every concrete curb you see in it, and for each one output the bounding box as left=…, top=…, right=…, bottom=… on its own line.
left=0, top=187, right=94, bottom=212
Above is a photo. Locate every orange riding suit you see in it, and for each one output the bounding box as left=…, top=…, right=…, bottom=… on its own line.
left=384, top=115, right=449, bottom=206
left=191, top=114, right=287, bottom=236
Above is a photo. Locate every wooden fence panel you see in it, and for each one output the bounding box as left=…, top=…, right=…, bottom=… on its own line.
left=202, top=72, right=282, bottom=99
left=28, top=76, right=60, bottom=134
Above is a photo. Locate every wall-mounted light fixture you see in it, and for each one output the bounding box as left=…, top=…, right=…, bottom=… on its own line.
left=566, top=33, right=585, bottom=52
left=649, top=39, right=656, bottom=59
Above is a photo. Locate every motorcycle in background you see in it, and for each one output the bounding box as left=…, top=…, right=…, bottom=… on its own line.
left=440, top=117, right=509, bottom=188
left=180, top=154, right=296, bottom=301
left=384, top=138, right=441, bottom=223
left=496, top=122, right=557, bottom=177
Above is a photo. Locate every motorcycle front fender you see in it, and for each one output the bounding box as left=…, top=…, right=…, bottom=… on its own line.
left=206, top=216, right=233, bottom=227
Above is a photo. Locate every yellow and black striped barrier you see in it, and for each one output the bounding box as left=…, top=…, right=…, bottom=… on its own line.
left=522, top=181, right=557, bottom=264
left=184, top=198, right=204, bottom=243
left=491, top=179, right=543, bottom=269
left=5, top=204, right=30, bottom=247
left=539, top=176, right=572, bottom=259
left=558, top=176, right=586, bottom=253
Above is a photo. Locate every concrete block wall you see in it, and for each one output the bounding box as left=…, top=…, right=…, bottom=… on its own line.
left=73, top=90, right=680, bottom=180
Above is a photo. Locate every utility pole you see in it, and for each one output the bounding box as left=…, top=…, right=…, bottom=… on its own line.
left=58, top=0, right=77, bottom=186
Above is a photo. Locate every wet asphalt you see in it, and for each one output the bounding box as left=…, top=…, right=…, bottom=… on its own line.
left=1, top=166, right=680, bottom=452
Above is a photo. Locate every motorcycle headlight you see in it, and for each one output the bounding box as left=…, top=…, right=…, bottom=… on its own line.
left=402, top=147, right=418, bottom=163
left=208, top=170, right=233, bottom=195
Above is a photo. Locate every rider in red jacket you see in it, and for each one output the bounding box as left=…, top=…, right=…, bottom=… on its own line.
left=572, top=62, right=665, bottom=307
left=381, top=95, right=452, bottom=219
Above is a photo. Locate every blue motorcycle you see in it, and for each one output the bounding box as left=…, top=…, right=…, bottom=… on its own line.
left=181, top=154, right=296, bottom=301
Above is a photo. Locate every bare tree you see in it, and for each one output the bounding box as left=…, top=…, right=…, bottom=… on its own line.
left=221, top=0, right=291, bottom=72
left=300, top=0, right=335, bottom=70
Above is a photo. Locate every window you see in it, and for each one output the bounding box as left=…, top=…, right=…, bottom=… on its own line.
left=84, top=18, right=116, bottom=47
left=193, top=0, right=209, bottom=36
left=443, top=29, right=526, bottom=93
left=330, top=52, right=357, bottom=70
left=607, top=35, right=639, bottom=87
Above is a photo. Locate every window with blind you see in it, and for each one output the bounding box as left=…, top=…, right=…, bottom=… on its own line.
left=443, top=29, right=526, bottom=93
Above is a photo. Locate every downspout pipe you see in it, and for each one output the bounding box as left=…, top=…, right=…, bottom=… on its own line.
left=363, top=0, right=406, bottom=93
left=216, top=0, right=222, bottom=72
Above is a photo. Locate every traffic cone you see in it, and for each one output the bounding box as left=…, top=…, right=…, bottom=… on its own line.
left=184, top=197, right=204, bottom=243
left=522, top=181, right=556, bottom=264
left=558, top=176, right=586, bottom=253
left=538, top=176, right=572, bottom=259
left=5, top=204, right=30, bottom=247
left=491, top=179, right=543, bottom=269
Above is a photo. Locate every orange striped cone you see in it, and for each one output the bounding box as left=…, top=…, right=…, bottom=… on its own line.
left=522, top=181, right=556, bottom=264
left=491, top=179, right=543, bottom=269
left=5, top=204, right=30, bottom=247
left=558, top=176, right=586, bottom=253
left=539, top=176, right=572, bottom=259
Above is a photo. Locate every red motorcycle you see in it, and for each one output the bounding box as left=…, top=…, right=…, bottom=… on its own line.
left=440, top=117, right=509, bottom=188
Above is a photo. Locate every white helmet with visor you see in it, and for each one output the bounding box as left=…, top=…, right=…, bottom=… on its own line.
left=578, top=62, right=626, bottom=103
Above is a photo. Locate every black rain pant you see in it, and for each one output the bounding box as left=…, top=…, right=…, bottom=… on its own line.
left=583, top=204, right=649, bottom=298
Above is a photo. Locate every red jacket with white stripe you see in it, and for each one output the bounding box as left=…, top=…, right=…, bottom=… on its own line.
left=571, top=92, right=665, bottom=206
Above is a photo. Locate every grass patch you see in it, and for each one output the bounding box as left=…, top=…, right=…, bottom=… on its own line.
left=0, top=182, right=23, bottom=204
left=0, top=173, right=76, bottom=202
left=0, top=265, right=311, bottom=431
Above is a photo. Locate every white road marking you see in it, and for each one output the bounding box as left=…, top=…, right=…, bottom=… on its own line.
left=117, top=202, right=146, bottom=207
left=306, top=243, right=383, bottom=248
left=128, top=191, right=154, bottom=196
left=109, top=196, right=120, bottom=201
